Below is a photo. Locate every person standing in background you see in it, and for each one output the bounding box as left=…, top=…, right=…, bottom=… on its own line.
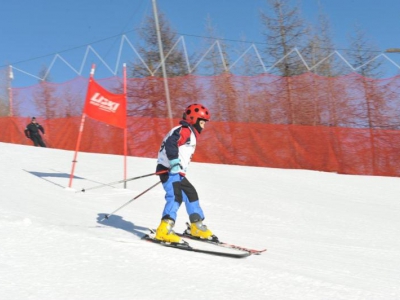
left=24, top=117, right=46, bottom=147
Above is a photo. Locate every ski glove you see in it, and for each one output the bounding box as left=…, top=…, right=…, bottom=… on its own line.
left=169, top=158, right=183, bottom=174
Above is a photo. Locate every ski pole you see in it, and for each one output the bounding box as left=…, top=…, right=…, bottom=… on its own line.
left=100, top=181, right=162, bottom=222
left=79, top=170, right=167, bottom=193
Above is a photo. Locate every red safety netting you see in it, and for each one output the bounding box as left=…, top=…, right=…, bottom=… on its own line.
left=1, top=72, right=400, bottom=176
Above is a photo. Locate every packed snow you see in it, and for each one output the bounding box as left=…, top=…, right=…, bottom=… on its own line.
left=1, top=142, right=399, bottom=300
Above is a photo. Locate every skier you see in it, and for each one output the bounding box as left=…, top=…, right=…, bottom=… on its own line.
left=155, top=104, right=216, bottom=244
left=24, top=117, right=46, bottom=147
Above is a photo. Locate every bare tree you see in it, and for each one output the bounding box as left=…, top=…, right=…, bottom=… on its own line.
left=192, top=15, right=239, bottom=123
left=304, top=5, right=340, bottom=77
left=233, top=34, right=266, bottom=77
left=62, top=87, right=83, bottom=117
left=302, top=5, right=344, bottom=126
left=260, top=0, right=309, bottom=77
left=260, top=0, right=310, bottom=126
left=32, top=66, right=60, bottom=119
left=346, top=24, right=384, bottom=79
left=194, top=15, right=230, bottom=76
left=345, top=24, right=387, bottom=128
left=345, top=24, right=391, bottom=174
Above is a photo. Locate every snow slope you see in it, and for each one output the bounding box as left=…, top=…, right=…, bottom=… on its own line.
left=1, top=142, right=400, bottom=300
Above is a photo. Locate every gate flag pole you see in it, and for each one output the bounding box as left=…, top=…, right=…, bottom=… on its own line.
left=123, top=63, right=128, bottom=188
left=68, top=64, right=96, bottom=188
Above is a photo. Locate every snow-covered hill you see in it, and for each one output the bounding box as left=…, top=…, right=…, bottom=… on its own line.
left=1, top=142, right=399, bottom=300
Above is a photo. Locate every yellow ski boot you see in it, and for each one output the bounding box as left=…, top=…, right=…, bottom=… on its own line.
left=190, top=221, right=216, bottom=240
left=155, top=219, right=182, bottom=243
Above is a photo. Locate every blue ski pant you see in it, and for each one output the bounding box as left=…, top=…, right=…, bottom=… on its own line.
left=160, top=173, right=204, bottom=222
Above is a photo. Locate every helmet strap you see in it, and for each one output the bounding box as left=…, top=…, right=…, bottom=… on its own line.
left=193, top=119, right=203, bottom=134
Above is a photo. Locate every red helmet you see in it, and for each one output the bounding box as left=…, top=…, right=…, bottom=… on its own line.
left=183, top=104, right=210, bottom=125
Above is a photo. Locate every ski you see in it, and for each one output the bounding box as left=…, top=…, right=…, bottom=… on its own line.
left=178, top=233, right=266, bottom=255
left=179, top=222, right=266, bottom=255
left=142, top=231, right=251, bottom=259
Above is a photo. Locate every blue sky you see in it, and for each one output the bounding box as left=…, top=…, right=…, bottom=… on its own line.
left=1, top=0, right=400, bottom=86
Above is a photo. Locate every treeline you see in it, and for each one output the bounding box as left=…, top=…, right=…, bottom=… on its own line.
left=0, top=0, right=398, bottom=130
left=123, top=0, right=398, bottom=128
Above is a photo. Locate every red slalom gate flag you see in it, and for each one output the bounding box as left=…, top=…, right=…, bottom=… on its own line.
left=83, top=78, right=127, bottom=128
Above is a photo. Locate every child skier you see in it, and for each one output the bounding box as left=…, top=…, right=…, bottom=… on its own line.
left=155, top=104, right=216, bottom=244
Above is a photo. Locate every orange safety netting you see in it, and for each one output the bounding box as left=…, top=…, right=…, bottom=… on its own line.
left=1, top=72, right=400, bottom=177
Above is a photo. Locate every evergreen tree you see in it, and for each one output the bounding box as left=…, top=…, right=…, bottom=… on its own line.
left=130, top=12, right=189, bottom=78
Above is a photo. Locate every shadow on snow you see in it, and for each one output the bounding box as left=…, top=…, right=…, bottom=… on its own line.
left=96, top=213, right=149, bottom=238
